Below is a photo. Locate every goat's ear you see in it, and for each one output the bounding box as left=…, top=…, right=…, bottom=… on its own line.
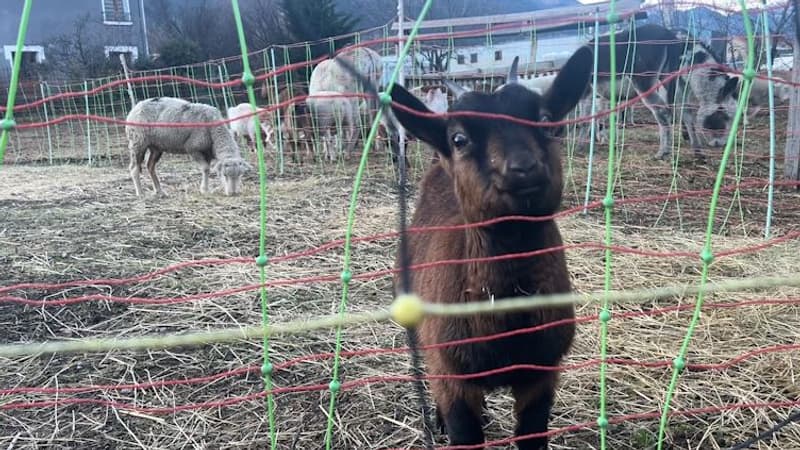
left=389, top=83, right=450, bottom=156
left=541, top=46, right=592, bottom=122
left=507, top=56, right=520, bottom=84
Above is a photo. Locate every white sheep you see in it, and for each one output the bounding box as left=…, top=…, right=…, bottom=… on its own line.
left=306, top=91, right=359, bottom=161
left=729, top=73, right=792, bottom=119
left=423, top=87, right=448, bottom=113
left=518, top=73, right=558, bottom=95
left=126, top=97, right=252, bottom=197
left=408, top=86, right=449, bottom=113
left=226, top=103, right=274, bottom=152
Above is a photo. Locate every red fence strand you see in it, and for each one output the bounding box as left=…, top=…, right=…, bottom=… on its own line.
left=3, top=229, right=798, bottom=307
left=3, top=179, right=798, bottom=302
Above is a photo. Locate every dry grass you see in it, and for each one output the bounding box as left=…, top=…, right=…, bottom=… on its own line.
left=1, top=114, right=800, bottom=450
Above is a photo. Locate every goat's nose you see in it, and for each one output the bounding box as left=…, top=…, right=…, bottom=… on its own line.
left=504, top=156, right=537, bottom=177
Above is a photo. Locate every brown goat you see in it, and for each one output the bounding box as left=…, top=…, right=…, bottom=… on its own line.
left=357, top=48, right=593, bottom=448
left=270, top=84, right=313, bottom=163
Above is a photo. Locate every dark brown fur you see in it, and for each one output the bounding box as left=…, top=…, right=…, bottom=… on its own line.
left=386, top=48, right=593, bottom=449
left=274, top=84, right=313, bottom=163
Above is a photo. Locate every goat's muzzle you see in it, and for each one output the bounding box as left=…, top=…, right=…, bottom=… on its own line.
left=500, top=156, right=547, bottom=195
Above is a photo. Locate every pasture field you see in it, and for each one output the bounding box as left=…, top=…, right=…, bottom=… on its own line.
left=2, top=109, right=800, bottom=449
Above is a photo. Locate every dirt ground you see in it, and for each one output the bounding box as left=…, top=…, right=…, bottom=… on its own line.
left=1, top=108, right=800, bottom=449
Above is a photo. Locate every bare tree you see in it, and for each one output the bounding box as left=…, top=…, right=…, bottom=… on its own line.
left=242, top=0, right=289, bottom=49
left=38, top=13, right=126, bottom=80
left=146, top=0, right=240, bottom=63
left=415, top=45, right=453, bottom=73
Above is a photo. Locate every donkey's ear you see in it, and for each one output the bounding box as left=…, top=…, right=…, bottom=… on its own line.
left=719, top=75, right=741, bottom=101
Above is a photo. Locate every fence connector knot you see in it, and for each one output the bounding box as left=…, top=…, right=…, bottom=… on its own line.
left=0, top=119, right=16, bottom=131
left=391, top=294, right=424, bottom=329
left=241, top=72, right=255, bottom=87
left=255, top=255, right=268, bottom=267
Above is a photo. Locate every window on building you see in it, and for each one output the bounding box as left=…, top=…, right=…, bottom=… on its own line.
left=105, top=46, right=139, bottom=66
left=494, top=50, right=502, bottom=61
left=457, top=54, right=465, bottom=65
left=102, top=0, right=132, bottom=24
left=470, top=53, right=478, bottom=63
left=3, top=45, right=44, bottom=80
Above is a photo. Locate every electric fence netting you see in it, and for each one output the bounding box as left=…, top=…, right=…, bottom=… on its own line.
left=1, top=0, right=800, bottom=448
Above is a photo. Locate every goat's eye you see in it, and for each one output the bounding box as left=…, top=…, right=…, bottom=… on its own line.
left=451, top=132, right=469, bottom=148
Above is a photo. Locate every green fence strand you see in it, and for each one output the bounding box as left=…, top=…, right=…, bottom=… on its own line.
left=655, top=16, right=696, bottom=231
left=597, top=2, right=620, bottom=448
left=582, top=9, right=602, bottom=215
left=0, top=0, right=33, bottom=167
left=270, top=47, right=285, bottom=175
left=655, top=1, right=758, bottom=448
left=229, top=0, right=278, bottom=447
left=762, top=0, right=777, bottom=239
left=39, top=83, right=54, bottom=164
left=84, top=80, right=92, bottom=164
left=321, top=1, right=435, bottom=447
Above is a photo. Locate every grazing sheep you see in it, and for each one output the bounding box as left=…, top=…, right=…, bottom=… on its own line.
left=729, top=73, right=792, bottom=119
left=336, top=43, right=592, bottom=450
left=306, top=90, right=359, bottom=161
left=126, top=97, right=252, bottom=197
left=226, top=103, right=273, bottom=152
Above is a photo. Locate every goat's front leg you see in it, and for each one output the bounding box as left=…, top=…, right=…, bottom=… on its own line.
left=431, top=379, right=485, bottom=448
left=512, top=373, right=558, bottom=450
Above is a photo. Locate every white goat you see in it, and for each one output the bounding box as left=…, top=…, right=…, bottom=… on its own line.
left=226, top=103, right=274, bottom=152
left=126, top=97, right=252, bottom=197
left=306, top=91, right=359, bottom=161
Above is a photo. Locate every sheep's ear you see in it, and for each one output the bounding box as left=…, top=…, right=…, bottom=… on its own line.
left=388, top=83, right=450, bottom=157
left=210, top=159, right=220, bottom=173
left=541, top=45, right=592, bottom=122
